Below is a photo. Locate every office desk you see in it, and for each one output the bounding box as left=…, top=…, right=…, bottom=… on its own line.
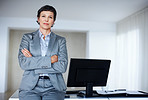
left=109, top=97, right=148, bottom=100
left=9, top=90, right=148, bottom=100
left=9, top=90, right=108, bottom=100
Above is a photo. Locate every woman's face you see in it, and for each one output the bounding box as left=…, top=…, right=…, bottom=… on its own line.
left=38, top=11, right=55, bottom=30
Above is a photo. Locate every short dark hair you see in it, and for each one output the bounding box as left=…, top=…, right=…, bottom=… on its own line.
left=37, top=5, right=57, bottom=23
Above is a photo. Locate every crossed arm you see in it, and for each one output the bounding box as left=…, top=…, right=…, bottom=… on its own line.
left=18, top=34, right=68, bottom=74
left=21, top=48, right=58, bottom=64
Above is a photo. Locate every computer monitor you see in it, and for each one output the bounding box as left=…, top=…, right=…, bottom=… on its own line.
left=67, top=58, right=111, bottom=97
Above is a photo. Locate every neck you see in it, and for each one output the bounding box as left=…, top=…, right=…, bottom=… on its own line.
left=39, top=28, right=51, bottom=36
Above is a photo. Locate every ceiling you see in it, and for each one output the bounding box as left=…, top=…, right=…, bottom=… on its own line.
left=0, top=0, right=148, bottom=23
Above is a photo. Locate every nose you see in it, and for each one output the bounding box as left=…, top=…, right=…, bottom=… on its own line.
left=45, top=17, right=49, bottom=22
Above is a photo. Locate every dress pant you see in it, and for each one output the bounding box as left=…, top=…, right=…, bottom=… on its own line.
left=19, top=78, right=65, bottom=100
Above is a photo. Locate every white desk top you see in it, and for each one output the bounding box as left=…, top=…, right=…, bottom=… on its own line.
left=109, top=97, right=148, bottom=100
left=9, top=90, right=108, bottom=100
left=9, top=90, right=148, bottom=100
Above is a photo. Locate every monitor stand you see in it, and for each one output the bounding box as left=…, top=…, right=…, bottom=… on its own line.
left=86, top=83, right=93, bottom=97
left=77, top=83, right=94, bottom=97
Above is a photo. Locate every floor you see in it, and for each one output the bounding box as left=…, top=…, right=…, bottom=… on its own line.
left=0, top=91, right=14, bottom=100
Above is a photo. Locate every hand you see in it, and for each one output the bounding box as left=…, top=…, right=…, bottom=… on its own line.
left=21, top=48, right=32, bottom=57
left=51, top=55, right=58, bottom=64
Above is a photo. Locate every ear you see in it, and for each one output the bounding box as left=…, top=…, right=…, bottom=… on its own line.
left=36, top=17, right=40, bottom=25
left=37, top=17, right=40, bottom=23
left=51, top=22, right=55, bottom=27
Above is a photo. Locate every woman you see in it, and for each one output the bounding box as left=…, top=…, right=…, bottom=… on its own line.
left=18, top=5, right=68, bottom=100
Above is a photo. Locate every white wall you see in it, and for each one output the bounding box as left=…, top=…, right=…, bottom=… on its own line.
left=88, top=31, right=116, bottom=90
left=0, top=17, right=116, bottom=92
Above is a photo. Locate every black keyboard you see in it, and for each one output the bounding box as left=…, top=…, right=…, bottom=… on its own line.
left=66, top=90, right=82, bottom=94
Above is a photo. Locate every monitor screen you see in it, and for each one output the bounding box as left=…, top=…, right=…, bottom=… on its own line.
left=67, top=58, right=111, bottom=97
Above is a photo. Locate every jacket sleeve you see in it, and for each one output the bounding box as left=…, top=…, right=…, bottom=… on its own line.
left=35, top=37, right=68, bottom=74
left=18, top=34, right=52, bottom=70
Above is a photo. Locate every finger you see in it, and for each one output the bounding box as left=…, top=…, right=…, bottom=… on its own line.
left=24, top=48, right=32, bottom=56
left=21, top=49, right=24, bottom=53
left=22, top=50, right=28, bottom=57
left=52, top=55, right=58, bottom=58
left=51, top=56, right=58, bottom=63
left=24, top=48, right=30, bottom=53
left=22, top=49, right=31, bottom=57
left=24, top=48, right=30, bottom=54
left=21, top=49, right=26, bottom=55
left=24, top=53, right=29, bottom=57
left=54, top=55, right=58, bottom=60
left=23, top=49, right=32, bottom=56
left=23, top=49, right=29, bottom=55
left=51, top=56, right=55, bottom=63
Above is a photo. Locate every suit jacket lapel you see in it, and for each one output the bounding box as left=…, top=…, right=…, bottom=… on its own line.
left=46, top=32, right=56, bottom=56
left=31, top=30, right=41, bottom=56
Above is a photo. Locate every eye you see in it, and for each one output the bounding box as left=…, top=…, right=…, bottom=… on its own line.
left=49, top=16, right=53, bottom=19
left=41, top=15, right=45, bottom=17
